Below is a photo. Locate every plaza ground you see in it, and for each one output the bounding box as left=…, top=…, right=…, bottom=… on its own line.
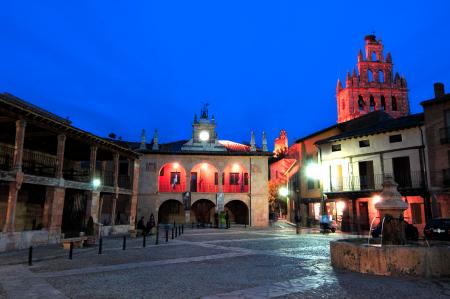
left=0, top=222, right=449, bottom=298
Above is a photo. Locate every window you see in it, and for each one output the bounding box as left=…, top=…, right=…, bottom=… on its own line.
left=371, top=51, right=377, bottom=61
left=380, top=96, right=386, bottom=111
left=331, top=144, right=341, bottom=152
left=244, top=173, right=249, bottom=185
left=359, top=140, right=370, bottom=147
left=222, top=173, right=225, bottom=185
left=411, top=203, right=422, bottom=224
left=229, top=173, right=239, bottom=185
left=170, top=172, right=180, bottom=185
left=368, top=70, right=373, bottom=82
left=378, top=70, right=384, bottom=83
left=369, top=95, right=375, bottom=111
left=214, top=172, right=218, bottom=185
left=392, top=96, right=398, bottom=111
left=389, top=134, right=402, bottom=143
left=358, top=95, right=365, bottom=111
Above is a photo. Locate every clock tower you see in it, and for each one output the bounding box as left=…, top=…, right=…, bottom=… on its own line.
left=181, top=104, right=226, bottom=151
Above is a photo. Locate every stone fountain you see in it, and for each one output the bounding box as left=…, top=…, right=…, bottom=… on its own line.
left=330, top=175, right=450, bottom=277
left=374, top=175, right=408, bottom=245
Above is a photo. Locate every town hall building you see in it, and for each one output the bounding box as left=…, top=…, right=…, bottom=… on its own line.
left=125, top=105, right=271, bottom=227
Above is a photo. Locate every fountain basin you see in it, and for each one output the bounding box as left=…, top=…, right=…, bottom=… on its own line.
left=330, top=239, right=450, bottom=277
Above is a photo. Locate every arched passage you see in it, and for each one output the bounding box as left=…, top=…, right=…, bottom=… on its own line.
left=158, top=162, right=186, bottom=192
left=158, top=199, right=184, bottom=224
left=225, top=200, right=249, bottom=225
left=191, top=199, right=215, bottom=224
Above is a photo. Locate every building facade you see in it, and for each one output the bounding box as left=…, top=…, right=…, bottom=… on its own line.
left=316, top=112, right=430, bottom=233
left=337, top=35, right=409, bottom=123
left=132, top=107, right=270, bottom=227
left=0, top=93, right=139, bottom=251
left=421, top=83, right=450, bottom=218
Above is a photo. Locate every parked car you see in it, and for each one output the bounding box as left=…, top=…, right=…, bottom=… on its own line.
left=424, top=218, right=450, bottom=241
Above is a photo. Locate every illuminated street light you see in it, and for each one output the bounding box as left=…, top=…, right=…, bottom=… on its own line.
left=278, top=186, right=289, bottom=197
left=92, top=178, right=101, bottom=188
left=305, top=163, right=321, bottom=180
left=372, top=195, right=382, bottom=205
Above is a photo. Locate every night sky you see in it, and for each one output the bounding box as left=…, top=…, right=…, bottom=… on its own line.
left=1, top=1, right=450, bottom=149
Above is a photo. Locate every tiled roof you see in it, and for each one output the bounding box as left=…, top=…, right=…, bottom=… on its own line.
left=315, top=112, right=424, bottom=144
left=218, top=140, right=252, bottom=152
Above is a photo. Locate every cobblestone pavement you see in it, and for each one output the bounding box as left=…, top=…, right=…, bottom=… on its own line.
left=0, top=222, right=449, bottom=298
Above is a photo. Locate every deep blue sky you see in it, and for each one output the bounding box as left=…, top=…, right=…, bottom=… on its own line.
left=1, top=1, right=450, bottom=149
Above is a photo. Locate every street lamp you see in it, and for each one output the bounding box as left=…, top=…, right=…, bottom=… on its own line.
left=92, top=178, right=101, bottom=189
left=278, top=186, right=289, bottom=197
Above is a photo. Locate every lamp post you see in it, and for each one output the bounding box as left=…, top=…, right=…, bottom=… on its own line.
left=278, top=186, right=289, bottom=220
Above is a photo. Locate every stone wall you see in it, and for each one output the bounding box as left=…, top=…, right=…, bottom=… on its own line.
left=330, top=240, right=450, bottom=277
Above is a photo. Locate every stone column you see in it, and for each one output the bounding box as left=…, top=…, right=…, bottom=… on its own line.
left=86, top=191, right=101, bottom=223
left=3, top=120, right=26, bottom=233
left=111, top=196, right=117, bottom=226
left=55, top=134, right=66, bottom=179
left=218, top=170, right=223, bottom=193
left=129, top=159, right=140, bottom=227
left=12, top=119, right=26, bottom=171
left=3, top=179, right=22, bottom=233
left=46, top=187, right=66, bottom=240
left=113, top=152, right=119, bottom=189
left=89, top=145, right=97, bottom=180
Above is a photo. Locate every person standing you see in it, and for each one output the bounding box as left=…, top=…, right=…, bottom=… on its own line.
left=225, top=211, right=230, bottom=229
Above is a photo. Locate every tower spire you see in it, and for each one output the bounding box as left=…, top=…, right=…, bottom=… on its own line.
left=152, top=129, right=159, bottom=150
left=250, top=131, right=256, bottom=152
left=262, top=131, right=268, bottom=152
left=139, top=129, right=146, bottom=150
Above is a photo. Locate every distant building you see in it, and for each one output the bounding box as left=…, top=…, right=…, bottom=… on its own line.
left=0, top=93, right=139, bottom=252
left=274, top=130, right=288, bottom=157
left=337, top=35, right=409, bottom=123
left=125, top=106, right=271, bottom=227
left=421, top=83, right=450, bottom=218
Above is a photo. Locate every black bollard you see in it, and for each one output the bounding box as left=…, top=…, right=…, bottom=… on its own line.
left=182, top=225, right=184, bottom=234
left=296, top=222, right=300, bottom=234
left=178, top=226, right=181, bottom=236
left=175, top=225, right=178, bottom=238
left=192, top=222, right=194, bottom=229
left=28, top=246, right=33, bottom=266
left=98, top=237, right=103, bottom=254
left=165, top=229, right=169, bottom=242
left=143, top=234, right=146, bottom=248
left=172, top=227, right=174, bottom=239
left=69, top=242, right=73, bottom=260
left=155, top=227, right=159, bottom=245
left=122, top=236, right=126, bottom=250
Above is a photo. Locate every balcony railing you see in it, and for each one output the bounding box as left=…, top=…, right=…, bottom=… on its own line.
left=194, top=183, right=218, bottom=193
left=0, top=143, right=14, bottom=171
left=63, top=160, right=90, bottom=183
left=22, top=149, right=57, bottom=177
left=99, top=169, right=115, bottom=187
left=223, top=184, right=249, bottom=193
left=118, top=175, right=132, bottom=189
left=159, top=183, right=186, bottom=193
left=323, top=171, right=425, bottom=193
left=439, top=127, right=450, bottom=144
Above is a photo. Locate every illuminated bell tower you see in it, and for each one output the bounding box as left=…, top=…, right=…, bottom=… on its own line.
left=336, top=35, right=409, bottom=123
left=181, top=104, right=226, bottom=151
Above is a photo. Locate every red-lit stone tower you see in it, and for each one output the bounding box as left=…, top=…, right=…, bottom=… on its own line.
left=336, top=35, right=409, bottom=123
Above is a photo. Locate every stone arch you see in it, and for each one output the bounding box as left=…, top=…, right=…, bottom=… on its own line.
left=225, top=200, right=249, bottom=225
left=189, top=162, right=219, bottom=193
left=378, top=70, right=384, bottom=83
left=158, top=162, right=187, bottom=192
left=158, top=199, right=184, bottom=224
left=368, top=70, right=373, bottom=82
left=371, top=51, right=377, bottom=61
left=191, top=198, right=215, bottom=225
left=380, top=95, right=386, bottom=111
left=369, top=95, right=376, bottom=111
left=358, top=95, right=365, bottom=111
left=391, top=96, right=398, bottom=111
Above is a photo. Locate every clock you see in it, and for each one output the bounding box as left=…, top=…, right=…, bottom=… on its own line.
left=199, top=130, right=210, bottom=142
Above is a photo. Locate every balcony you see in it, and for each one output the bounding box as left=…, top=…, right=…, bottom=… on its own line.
left=439, top=127, right=450, bottom=144
left=22, top=149, right=57, bottom=177
left=118, top=174, right=132, bottom=189
left=223, top=184, right=249, bottom=193
left=0, top=143, right=14, bottom=171
left=159, top=183, right=185, bottom=193
left=323, top=171, right=425, bottom=193
left=193, top=183, right=218, bottom=193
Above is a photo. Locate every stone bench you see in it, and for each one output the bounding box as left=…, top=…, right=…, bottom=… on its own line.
left=62, top=237, right=88, bottom=250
